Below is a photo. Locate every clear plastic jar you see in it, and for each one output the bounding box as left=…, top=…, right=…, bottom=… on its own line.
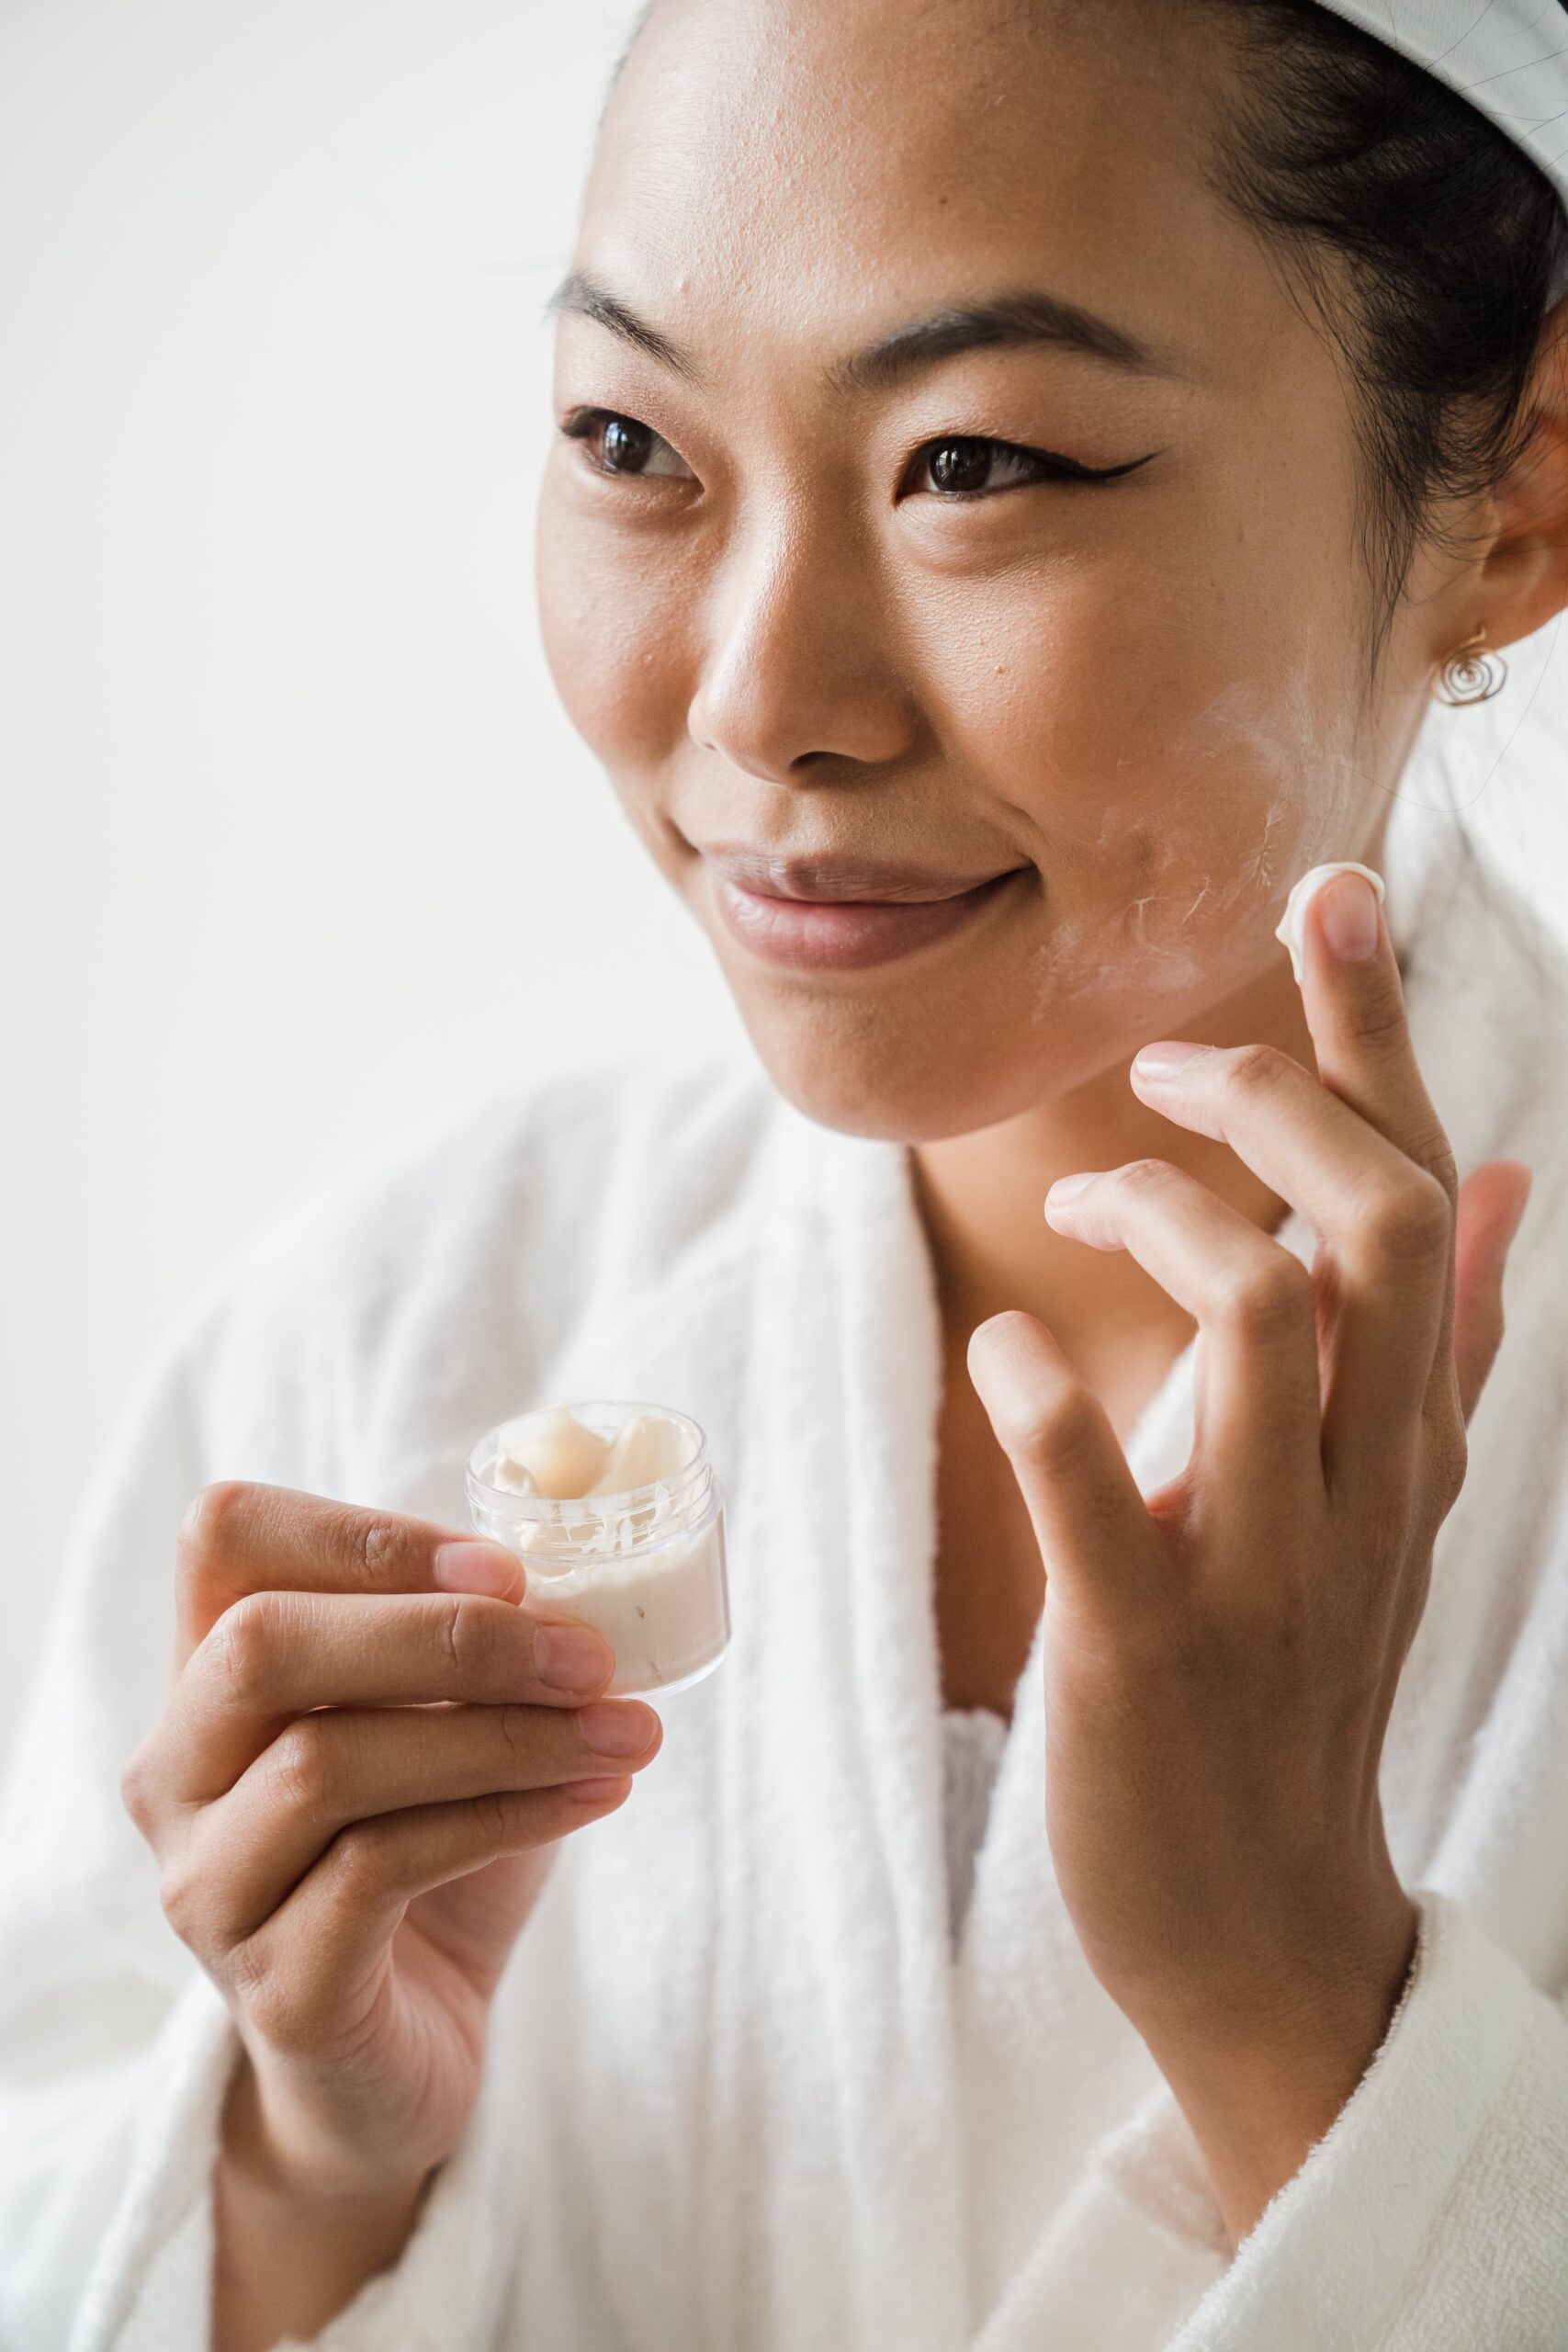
left=465, top=1398, right=729, bottom=1698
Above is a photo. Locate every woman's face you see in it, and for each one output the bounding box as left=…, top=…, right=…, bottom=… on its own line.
left=536, top=0, right=1459, bottom=1143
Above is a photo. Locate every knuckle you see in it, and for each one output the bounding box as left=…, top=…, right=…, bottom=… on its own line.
left=1015, top=1384, right=1102, bottom=1477
left=159, top=1854, right=207, bottom=1943
left=474, top=1787, right=533, bottom=1848
left=330, top=1506, right=423, bottom=1594
left=1360, top=1169, right=1451, bottom=1264
left=207, top=1590, right=284, bottom=1705
left=220, top=1928, right=336, bottom=2054
left=1114, top=1156, right=1179, bottom=1201
left=434, top=1592, right=500, bottom=1684
left=231, top=1936, right=355, bottom=2060
left=1427, top=1410, right=1470, bottom=1507
left=177, top=1479, right=256, bottom=1565
left=1225, top=1041, right=1293, bottom=1101
left=1445, top=1426, right=1471, bottom=1503
left=494, top=1706, right=536, bottom=1778
left=118, top=1740, right=155, bottom=1831
left=222, top=1939, right=267, bottom=2009
left=1413, top=1129, right=1460, bottom=1204
left=1217, top=1252, right=1314, bottom=1340
left=238, top=1964, right=305, bottom=2052
left=265, top=1720, right=337, bottom=1817
left=1344, top=983, right=1410, bottom=1053
left=327, top=1819, right=394, bottom=1903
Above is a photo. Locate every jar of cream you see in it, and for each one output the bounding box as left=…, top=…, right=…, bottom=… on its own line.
left=465, top=1399, right=729, bottom=1698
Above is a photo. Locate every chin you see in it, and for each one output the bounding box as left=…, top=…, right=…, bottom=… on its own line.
left=690, top=862, right=1291, bottom=1144
left=728, top=992, right=1083, bottom=1144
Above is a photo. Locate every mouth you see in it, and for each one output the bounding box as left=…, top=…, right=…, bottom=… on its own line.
left=703, top=845, right=1021, bottom=903
left=705, top=856, right=1028, bottom=973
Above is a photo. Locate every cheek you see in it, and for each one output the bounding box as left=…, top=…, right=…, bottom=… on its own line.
left=536, top=488, right=693, bottom=779
left=1020, top=795, right=1339, bottom=1027
left=924, top=555, right=1369, bottom=1014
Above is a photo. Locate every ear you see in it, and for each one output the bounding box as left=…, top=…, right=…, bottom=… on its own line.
left=1475, top=291, right=1568, bottom=651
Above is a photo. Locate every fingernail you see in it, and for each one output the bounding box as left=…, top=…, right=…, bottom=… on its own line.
left=1274, top=861, right=1386, bottom=982
left=534, top=1622, right=615, bottom=1691
left=1132, top=1040, right=1206, bottom=1083
left=577, top=1700, right=658, bottom=1757
left=433, top=1540, right=523, bottom=1599
left=1044, top=1170, right=1100, bottom=1208
left=1318, top=868, right=1381, bottom=961
left=561, top=1775, right=634, bottom=1804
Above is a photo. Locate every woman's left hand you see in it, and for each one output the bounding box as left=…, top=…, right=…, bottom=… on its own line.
left=966, top=865, right=1532, bottom=2249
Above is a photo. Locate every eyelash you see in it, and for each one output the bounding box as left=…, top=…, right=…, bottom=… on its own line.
left=558, top=407, right=1154, bottom=498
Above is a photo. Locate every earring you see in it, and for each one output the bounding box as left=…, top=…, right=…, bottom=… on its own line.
left=1432, top=628, right=1507, bottom=706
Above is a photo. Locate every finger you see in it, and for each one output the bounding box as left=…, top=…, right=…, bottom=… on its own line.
left=1043, top=1159, right=1321, bottom=1493
left=1296, top=867, right=1463, bottom=1428
left=172, top=1698, right=661, bottom=1943
left=174, top=1480, right=525, bottom=1668
left=1451, top=1160, right=1532, bottom=1426
left=966, top=1309, right=1155, bottom=1619
left=1128, top=1036, right=1450, bottom=1484
left=1295, top=860, right=1461, bottom=1380
left=148, top=1588, right=616, bottom=1805
left=1292, top=866, right=1457, bottom=1195
left=227, top=1781, right=636, bottom=2036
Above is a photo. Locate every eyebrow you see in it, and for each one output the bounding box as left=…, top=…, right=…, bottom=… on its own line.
left=543, top=268, right=1179, bottom=390
left=831, top=290, right=1175, bottom=390
left=545, top=270, right=698, bottom=379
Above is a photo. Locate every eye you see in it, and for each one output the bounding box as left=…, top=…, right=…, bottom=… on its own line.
left=903, top=435, right=1156, bottom=498
left=559, top=408, right=695, bottom=481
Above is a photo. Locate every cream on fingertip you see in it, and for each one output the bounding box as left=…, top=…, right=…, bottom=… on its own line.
left=1273, top=860, right=1386, bottom=986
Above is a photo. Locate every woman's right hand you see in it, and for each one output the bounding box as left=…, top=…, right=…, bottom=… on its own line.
left=119, top=1479, right=662, bottom=2202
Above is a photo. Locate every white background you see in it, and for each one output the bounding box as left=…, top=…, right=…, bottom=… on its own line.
left=2, top=0, right=1565, bottom=1767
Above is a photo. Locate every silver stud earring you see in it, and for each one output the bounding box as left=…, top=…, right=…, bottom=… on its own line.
left=1432, top=628, right=1507, bottom=706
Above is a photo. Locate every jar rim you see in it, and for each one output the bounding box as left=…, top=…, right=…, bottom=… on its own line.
left=465, top=1397, right=710, bottom=1517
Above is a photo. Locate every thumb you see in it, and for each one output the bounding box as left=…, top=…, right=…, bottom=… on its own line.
left=1451, top=1159, right=1532, bottom=1426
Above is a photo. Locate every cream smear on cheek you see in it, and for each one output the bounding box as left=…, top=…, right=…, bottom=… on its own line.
left=1021, top=662, right=1369, bottom=1021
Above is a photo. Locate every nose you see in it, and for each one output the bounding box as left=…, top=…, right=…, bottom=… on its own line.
left=687, top=508, right=918, bottom=784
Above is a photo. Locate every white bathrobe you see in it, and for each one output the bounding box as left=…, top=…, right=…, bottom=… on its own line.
left=4, top=791, right=1568, bottom=2352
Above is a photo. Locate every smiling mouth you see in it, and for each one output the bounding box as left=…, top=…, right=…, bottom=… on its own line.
left=701, top=842, right=1028, bottom=904
left=707, top=863, right=1026, bottom=972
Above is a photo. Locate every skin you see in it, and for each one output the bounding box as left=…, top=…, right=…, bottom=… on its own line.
left=535, top=0, right=1568, bottom=2261
left=120, top=0, right=1568, bottom=2336
left=985, top=882, right=1534, bottom=2243
left=120, top=1492, right=662, bottom=2351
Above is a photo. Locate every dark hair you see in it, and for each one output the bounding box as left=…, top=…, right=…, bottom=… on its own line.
left=1190, top=0, right=1567, bottom=687
left=602, top=0, right=1567, bottom=684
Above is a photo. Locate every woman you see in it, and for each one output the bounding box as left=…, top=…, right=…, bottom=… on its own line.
left=4, top=0, right=1568, bottom=2344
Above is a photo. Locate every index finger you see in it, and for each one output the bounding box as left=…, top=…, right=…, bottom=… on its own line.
left=1292, top=863, right=1461, bottom=1402
left=163, top=1587, right=615, bottom=1802
left=1291, top=865, right=1454, bottom=1188
left=174, top=1479, right=523, bottom=1670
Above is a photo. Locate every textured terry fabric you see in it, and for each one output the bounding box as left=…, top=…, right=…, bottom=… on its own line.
left=942, top=1711, right=1010, bottom=1951
left=3, top=787, right=1568, bottom=2350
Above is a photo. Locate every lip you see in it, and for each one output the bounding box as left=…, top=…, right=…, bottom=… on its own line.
left=708, top=864, right=1025, bottom=972
left=704, top=845, right=1019, bottom=902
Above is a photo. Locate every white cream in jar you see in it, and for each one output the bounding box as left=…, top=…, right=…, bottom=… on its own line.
left=466, top=1399, right=729, bottom=1698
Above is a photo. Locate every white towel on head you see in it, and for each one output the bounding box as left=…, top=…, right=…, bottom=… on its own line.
left=1313, top=0, right=1568, bottom=289
left=4, top=784, right=1568, bottom=2351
